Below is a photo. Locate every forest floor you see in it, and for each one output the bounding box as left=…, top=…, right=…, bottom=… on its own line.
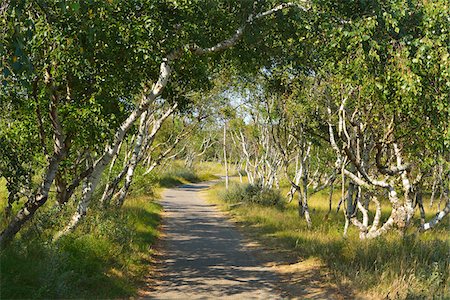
left=139, top=181, right=347, bottom=299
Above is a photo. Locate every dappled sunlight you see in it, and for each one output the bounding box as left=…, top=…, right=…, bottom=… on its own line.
left=1, top=0, right=448, bottom=298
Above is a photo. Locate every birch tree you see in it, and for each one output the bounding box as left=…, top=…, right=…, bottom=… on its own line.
left=1, top=0, right=310, bottom=247
left=52, top=1, right=309, bottom=239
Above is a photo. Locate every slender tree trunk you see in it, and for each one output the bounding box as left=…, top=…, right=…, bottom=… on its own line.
left=57, top=165, right=94, bottom=206
left=50, top=3, right=305, bottom=240
left=343, top=181, right=355, bottom=238
left=100, top=140, right=123, bottom=204
left=416, top=191, right=426, bottom=226
left=324, top=181, right=334, bottom=220
left=223, top=123, right=229, bottom=190
left=53, top=101, right=167, bottom=241
left=238, top=161, right=243, bottom=183
left=301, top=162, right=312, bottom=228
left=116, top=104, right=178, bottom=206
left=102, top=165, right=129, bottom=207
left=116, top=110, right=148, bottom=207
left=0, top=148, right=66, bottom=248
left=55, top=173, right=68, bottom=205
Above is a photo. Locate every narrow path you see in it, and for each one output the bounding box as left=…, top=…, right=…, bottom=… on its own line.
left=145, top=181, right=285, bottom=299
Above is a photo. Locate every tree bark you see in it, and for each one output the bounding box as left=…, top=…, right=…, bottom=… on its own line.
left=116, top=110, right=149, bottom=206
left=223, top=123, right=229, bottom=190
left=421, top=201, right=450, bottom=231
left=116, top=104, right=177, bottom=207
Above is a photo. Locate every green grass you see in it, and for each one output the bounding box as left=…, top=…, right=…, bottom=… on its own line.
left=0, top=190, right=162, bottom=299
left=207, top=181, right=450, bottom=299
left=0, top=167, right=163, bottom=299
left=154, top=160, right=220, bottom=188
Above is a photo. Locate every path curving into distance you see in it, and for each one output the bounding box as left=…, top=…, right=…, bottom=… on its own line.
left=144, top=181, right=285, bottom=299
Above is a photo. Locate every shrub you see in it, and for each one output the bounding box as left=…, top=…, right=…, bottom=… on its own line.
left=218, top=183, right=247, bottom=203
left=218, top=183, right=283, bottom=206
left=248, top=186, right=283, bottom=206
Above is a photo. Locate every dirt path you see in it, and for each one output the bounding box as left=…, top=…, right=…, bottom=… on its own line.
left=142, top=182, right=285, bottom=299
left=141, top=181, right=348, bottom=299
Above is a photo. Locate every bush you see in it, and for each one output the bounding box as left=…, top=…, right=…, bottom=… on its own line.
left=219, top=183, right=283, bottom=206
left=218, top=183, right=247, bottom=203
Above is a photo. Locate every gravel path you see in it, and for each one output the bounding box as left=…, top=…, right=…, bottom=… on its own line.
left=147, top=182, right=285, bottom=299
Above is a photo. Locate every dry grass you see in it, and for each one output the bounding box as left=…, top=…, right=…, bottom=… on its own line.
left=206, top=179, right=450, bottom=299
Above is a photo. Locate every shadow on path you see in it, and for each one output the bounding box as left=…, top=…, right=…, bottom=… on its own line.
left=140, top=182, right=347, bottom=299
left=141, top=182, right=283, bottom=299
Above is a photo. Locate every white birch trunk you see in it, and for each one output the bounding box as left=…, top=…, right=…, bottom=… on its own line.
left=223, top=123, right=229, bottom=190
left=1, top=85, right=66, bottom=247
left=117, top=104, right=177, bottom=206
left=116, top=110, right=149, bottom=206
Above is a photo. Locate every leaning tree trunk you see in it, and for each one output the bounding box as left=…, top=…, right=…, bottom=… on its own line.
left=421, top=200, right=450, bottom=231
left=0, top=148, right=66, bottom=248
left=101, top=166, right=128, bottom=206
left=116, top=104, right=178, bottom=207
left=53, top=98, right=172, bottom=241
left=52, top=2, right=307, bottom=241
left=116, top=111, right=149, bottom=207
left=1, top=90, right=66, bottom=248
left=100, top=140, right=124, bottom=205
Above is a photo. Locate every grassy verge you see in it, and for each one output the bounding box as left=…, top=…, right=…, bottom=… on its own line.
left=0, top=185, right=162, bottom=299
left=153, top=160, right=221, bottom=188
left=206, top=181, right=450, bottom=299
left=0, top=161, right=218, bottom=299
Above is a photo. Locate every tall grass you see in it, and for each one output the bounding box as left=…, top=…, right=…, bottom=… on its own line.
left=208, top=181, right=450, bottom=299
left=0, top=191, right=161, bottom=299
